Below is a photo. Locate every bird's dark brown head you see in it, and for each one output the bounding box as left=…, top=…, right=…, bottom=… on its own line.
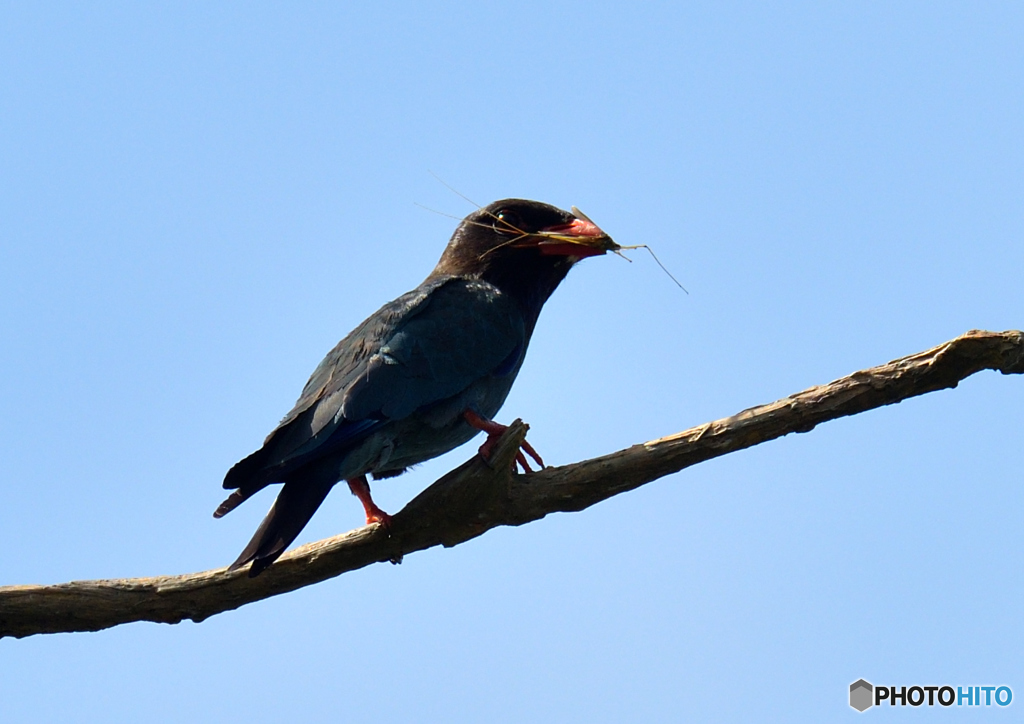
left=429, top=199, right=616, bottom=320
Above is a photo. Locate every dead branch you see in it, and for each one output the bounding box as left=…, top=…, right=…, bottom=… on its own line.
left=2, top=329, right=1021, bottom=640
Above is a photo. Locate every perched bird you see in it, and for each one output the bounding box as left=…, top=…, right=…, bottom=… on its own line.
left=216, top=199, right=616, bottom=576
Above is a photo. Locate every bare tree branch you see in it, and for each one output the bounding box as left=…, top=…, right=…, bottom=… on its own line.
left=2, top=329, right=1021, bottom=640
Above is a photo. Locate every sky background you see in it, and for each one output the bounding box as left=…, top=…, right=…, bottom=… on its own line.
left=2, top=2, right=1022, bottom=721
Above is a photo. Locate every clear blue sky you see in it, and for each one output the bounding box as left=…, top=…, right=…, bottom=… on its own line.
left=2, top=3, right=1022, bottom=721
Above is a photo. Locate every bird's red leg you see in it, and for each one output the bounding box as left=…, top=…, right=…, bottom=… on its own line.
left=463, top=409, right=544, bottom=472
left=347, top=475, right=392, bottom=529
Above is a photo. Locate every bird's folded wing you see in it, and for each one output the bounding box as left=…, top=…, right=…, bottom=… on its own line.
left=247, top=277, right=524, bottom=476
left=334, top=277, right=524, bottom=421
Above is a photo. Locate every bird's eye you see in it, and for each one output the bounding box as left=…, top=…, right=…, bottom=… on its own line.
left=494, top=209, right=522, bottom=234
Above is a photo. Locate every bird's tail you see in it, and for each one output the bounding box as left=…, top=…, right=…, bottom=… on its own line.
left=227, top=477, right=335, bottom=577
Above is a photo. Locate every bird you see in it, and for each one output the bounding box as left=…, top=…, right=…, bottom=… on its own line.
left=215, top=199, right=617, bottom=576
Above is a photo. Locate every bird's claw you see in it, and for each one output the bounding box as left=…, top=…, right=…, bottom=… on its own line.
left=348, top=475, right=393, bottom=532
left=514, top=438, right=544, bottom=473
left=464, top=410, right=544, bottom=473
left=366, top=508, right=393, bottom=532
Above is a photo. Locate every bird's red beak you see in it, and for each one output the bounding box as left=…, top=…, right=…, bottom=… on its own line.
left=534, top=212, right=618, bottom=258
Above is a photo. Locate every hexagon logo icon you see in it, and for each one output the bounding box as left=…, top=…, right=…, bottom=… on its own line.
left=850, top=679, right=873, bottom=712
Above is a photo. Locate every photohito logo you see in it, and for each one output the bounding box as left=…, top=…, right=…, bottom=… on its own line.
left=849, top=679, right=1012, bottom=712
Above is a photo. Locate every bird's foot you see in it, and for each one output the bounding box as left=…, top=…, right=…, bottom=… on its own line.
left=347, top=475, right=393, bottom=531
left=463, top=409, right=544, bottom=473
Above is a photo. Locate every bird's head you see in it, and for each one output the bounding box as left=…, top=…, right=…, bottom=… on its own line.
left=430, top=199, right=616, bottom=315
